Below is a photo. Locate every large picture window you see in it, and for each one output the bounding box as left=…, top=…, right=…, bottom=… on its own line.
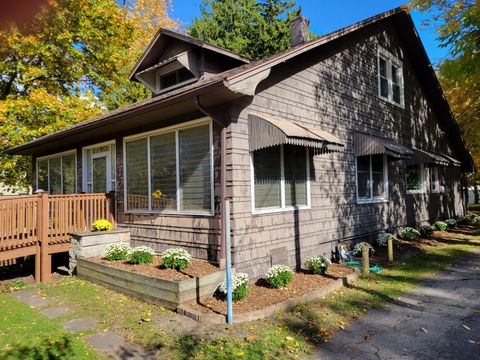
left=378, top=47, right=404, bottom=107
left=356, top=154, right=388, bottom=202
left=252, top=145, right=309, bottom=212
left=124, top=120, right=213, bottom=214
left=406, top=164, right=425, bottom=193
left=36, top=151, right=76, bottom=194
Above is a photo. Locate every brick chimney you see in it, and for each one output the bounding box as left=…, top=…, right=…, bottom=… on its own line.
left=290, top=15, right=310, bottom=47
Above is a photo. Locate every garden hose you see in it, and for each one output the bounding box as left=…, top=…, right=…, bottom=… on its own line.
left=345, top=260, right=384, bottom=273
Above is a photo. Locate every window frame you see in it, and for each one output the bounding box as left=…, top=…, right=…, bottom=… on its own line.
left=122, top=117, right=214, bottom=216
left=155, top=66, right=197, bottom=94
left=429, top=166, right=441, bottom=193
left=82, top=140, right=116, bottom=194
left=355, top=154, right=389, bottom=204
left=406, top=163, right=426, bottom=194
left=377, top=46, right=404, bottom=108
left=250, top=145, right=311, bottom=215
left=36, top=150, right=77, bottom=194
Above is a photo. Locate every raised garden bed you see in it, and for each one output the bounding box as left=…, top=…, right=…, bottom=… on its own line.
left=178, top=264, right=358, bottom=324
left=77, top=256, right=226, bottom=309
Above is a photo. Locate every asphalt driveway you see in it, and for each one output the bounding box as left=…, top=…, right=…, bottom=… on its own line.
left=315, top=251, right=480, bottom=360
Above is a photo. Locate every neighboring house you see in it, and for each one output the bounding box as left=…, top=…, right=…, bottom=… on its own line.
left=7, top=8, right=473, bottom=279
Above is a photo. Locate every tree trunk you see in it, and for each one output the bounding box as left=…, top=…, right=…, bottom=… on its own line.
left=474, top=183, right=479, bottom=204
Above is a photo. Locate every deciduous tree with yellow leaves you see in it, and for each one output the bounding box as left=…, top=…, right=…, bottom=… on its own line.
left=0, top=0, right=178, bottom=190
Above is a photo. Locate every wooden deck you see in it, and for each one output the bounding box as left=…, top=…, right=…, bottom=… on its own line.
left=0, top=192, right=115, bottom=282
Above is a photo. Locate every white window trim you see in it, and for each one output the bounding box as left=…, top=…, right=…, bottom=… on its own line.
left=123, top=117, right=214, bottom=216
left=36, top=149, right=77, bottom=194
left=429, top=166, right=442, bottom=193
left=356, top=154, right=389, bottom=204
left=82, top=140, right=116, bottom=193
left=251, top=146, right=311, bottom=215
left=377, top=46, right=404, bottom=108
left=406, top=163, right=426, bottom=194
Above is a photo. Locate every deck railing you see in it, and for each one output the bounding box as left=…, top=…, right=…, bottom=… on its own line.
left=0, top=192, right=115, bottom=281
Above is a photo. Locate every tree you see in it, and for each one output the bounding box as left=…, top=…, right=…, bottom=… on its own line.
left=0, top=0, right=178, bottom=190
left=410, top=0, right=480, bottom=200
left=188, top=0, right=299, bottom=60
left=100, top=0, right=178, bottom=111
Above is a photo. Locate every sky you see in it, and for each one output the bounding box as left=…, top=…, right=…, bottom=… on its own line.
left=170, top=0, right=448, bottom=65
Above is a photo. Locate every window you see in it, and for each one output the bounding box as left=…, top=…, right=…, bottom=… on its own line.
left=83, top=142, right=116, bottom=193
left=252, top=145, right=309, bottom=212
left=36, top=152, right=76, bottom=194
left=430, top=166, right=441, bottom=192
left=356, top=154, right=388, bottom=202
left=158, top=67, right=195, bottom=91
left=406, top=164, right=424, bottom=193
left=124, top=120, right=212, bottom=214
left=378, top=47, right=404, bottom=106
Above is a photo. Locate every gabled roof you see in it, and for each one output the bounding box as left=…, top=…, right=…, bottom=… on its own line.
left=8, top=7, right=474, bottom=171
left=129, top=28, right=250, bottom=81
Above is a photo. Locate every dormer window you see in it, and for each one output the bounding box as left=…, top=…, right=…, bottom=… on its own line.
left=158, top=67, right=195, bottom=91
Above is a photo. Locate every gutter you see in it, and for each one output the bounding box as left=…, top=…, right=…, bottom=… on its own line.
left=194, top=95, right=227, bottom=268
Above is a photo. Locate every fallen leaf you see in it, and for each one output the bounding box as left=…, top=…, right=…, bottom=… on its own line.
left=420, top=327, right=428, bottom=333
left=462, top=324, right=471, bottom=331
left=364, top=333, right=372, bottom=341
left=246, top=335, right=255, bottom=342
left=285, top=336, right=294, bottom=341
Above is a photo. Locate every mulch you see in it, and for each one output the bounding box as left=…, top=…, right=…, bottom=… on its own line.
left=187, top=264, right=355, bottom=315
left=89, top=256, right=221, bottom=281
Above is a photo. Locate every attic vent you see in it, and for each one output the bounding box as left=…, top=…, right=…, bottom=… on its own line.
left=158, top=67, right=195, bottom=91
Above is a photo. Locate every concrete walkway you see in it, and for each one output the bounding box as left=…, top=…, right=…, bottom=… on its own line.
left=316, top=251, right=480, bottom=360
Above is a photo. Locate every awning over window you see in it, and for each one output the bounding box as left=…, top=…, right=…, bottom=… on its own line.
left=406, top=148, right=449, bottom=167
left=248, top=113, right=344, bottom=154
left=353, top=133, right=414, bottom=159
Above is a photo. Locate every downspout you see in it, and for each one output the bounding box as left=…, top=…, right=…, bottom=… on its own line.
left=194, top=96, right=227, bottom=268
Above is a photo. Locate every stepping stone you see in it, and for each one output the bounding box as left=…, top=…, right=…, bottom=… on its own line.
left=86, top=332, right=156, bottom=360
left=13, top=289, right=50, bottom=308
left=62, top=318, right=97, bottom=332
left=40, top=307, right=69, bottom=319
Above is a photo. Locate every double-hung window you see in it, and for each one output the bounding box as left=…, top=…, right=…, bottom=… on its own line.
left=124, top=119, right=213, bottom=214
left=406, top=164, right=425, bottom=193
left=36, top=151, right=76, bottom=194
left=356, top=154, right=388, bottom=203
left=252, top=145, right=309, bottom=212
left=378, top=46, right=404, bottom=107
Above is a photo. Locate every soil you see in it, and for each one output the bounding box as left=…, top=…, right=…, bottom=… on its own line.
left=90, top=256, right=220, bottom=281
left=187, top=264, right=355, bottom=315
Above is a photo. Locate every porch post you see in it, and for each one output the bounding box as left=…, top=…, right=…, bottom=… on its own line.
left=38, top=192, right=51, bottom=282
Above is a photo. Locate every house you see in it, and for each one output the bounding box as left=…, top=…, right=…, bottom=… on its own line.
left=7, top=8, right=473, bottom=279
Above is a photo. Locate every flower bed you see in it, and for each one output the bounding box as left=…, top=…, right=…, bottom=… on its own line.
left=179, top=264, right=356, bottom=323
left=77, top=256, right=225, bottom=309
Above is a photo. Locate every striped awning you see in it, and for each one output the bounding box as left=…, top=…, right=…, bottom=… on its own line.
left=248, top=113, right=344, bottom=154
left=406, top=148, right=449, bottom=166
left=353, top=133, right=414, bottom=159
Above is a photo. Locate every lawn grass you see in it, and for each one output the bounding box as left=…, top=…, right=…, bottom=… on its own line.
left=0, top=293, right=98, bottom=360
left=3, top=227, right=478, bottom=360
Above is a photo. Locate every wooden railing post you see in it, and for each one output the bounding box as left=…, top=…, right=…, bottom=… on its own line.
left=107, top=193, right=116, bottom=229
left=37, top=192, right=51, bottom=282
left=362, top=244, right=370, bottom=276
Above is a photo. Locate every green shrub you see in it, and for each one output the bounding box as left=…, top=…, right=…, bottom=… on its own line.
left=434, top=221, right=448, bottom=231
left=304, top=255, right=331, bottom=274
left=376, top=232, right=393, bottom=247
left=419, top=224, right=434, bottom=237
left=457, top=213, right=480, bottom=225
left=91, top=219, right=113, bottom=232
left=219, top=273, right=249, bottom=302
left=128, top=246, right=155, bottom=265
left=445, top=219, right=457, bottom=228
left=160, top=248, right=192, bottom=270
left=400, top=227, right=421, bottom=240
left=352, top=242, right=374, bottom=256
left=105, top=242, right=130, bottom=261
left=265, top=265, right=294, bottom=288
